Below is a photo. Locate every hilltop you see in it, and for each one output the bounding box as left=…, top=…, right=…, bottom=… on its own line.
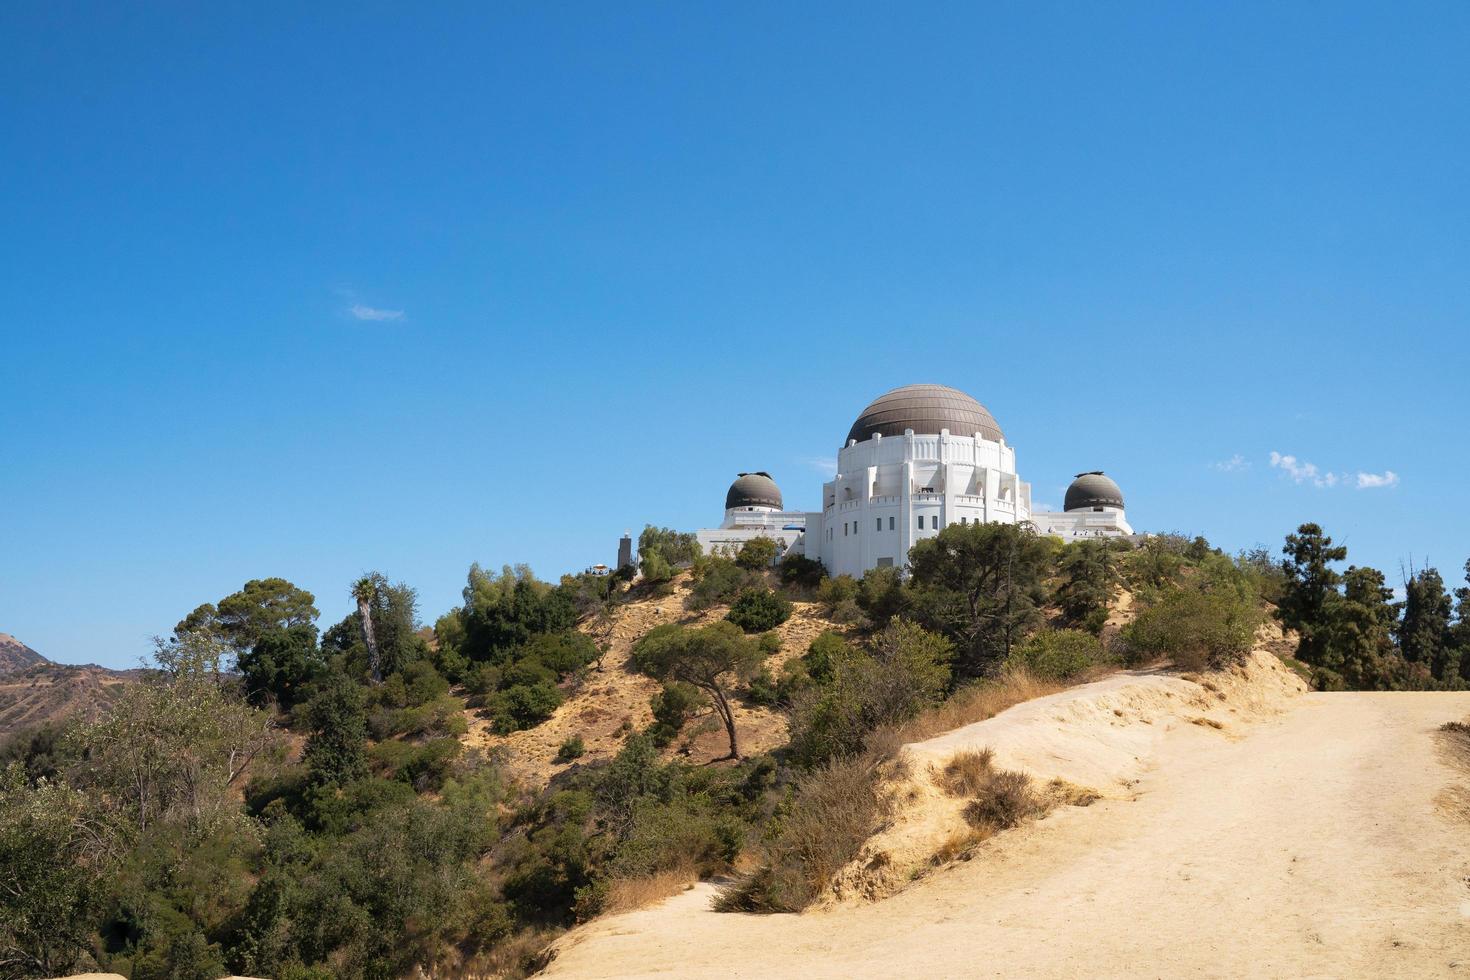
left=0, top=634, right=143, bottom=739
left=0, top=632, right=47, bottom=674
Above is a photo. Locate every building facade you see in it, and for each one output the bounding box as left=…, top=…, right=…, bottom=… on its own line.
left=693, top=384, right=1136, bottom=577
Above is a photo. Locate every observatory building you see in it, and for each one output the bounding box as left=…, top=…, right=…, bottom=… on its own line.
left=691, top=383, right=1135, bottom=578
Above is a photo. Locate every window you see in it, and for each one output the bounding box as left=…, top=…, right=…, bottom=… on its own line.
left=932, top=515, right=940, bottom=529
left=876, top=556, right=894, bottom=568
left=889, top=516, right=895, bottom=530
left=961, top=516, right=967, bottom=525
left=876, top=518, right=882, bottom=532
left=844, top=522, right=848, bottom=537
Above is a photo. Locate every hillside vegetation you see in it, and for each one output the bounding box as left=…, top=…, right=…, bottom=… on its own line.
left=4, top=521, right=1470, bottom=978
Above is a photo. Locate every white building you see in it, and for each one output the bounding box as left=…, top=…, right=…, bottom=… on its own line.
left=693, top=384, right=1135, bottom=577
left=694, top=472, right=808, bottom=560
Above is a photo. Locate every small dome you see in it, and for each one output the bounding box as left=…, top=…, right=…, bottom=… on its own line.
left=847, top=384, right=1004, bottom=445
left=1064, top=472, right=1124, bottom=512
left=726, top=472, right=783, bottom=511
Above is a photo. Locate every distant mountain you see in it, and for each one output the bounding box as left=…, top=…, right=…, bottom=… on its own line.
left=0, top=632, right=143, bottom=740
left=0, top=632, right=48, bottom=675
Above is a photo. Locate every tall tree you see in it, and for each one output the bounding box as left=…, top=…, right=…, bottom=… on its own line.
left=906, top=522, right=1049, bottom=677
left=175, top=578, right=318, bottom=652
left=1053, top=539, right=1120, bottom=627
left=1399, top=567, right=1453, bottom=681
left=352, top=575, right=382, bottom=683
left=1453, top=560, right=1470, bottom=683
left=1277, top=523, right=1347, bottom=666
left=1319, top=566, right=1399, bottom=690
left=632, top=622, right=762, bottom=760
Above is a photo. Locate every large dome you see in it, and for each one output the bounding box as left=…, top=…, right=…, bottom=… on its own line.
left=1064, top=472, right=1124, bottom=512
left=846, top=384, right=1004, bottom=445
left=725, top=472, right=783, bottom=511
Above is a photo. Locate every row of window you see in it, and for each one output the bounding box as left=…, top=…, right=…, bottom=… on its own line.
left=829, top=514, right=958, bottom=539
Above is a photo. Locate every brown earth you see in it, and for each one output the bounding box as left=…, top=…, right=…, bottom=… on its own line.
left=462, top=573, right=847, bottom=788
left=0, top=663, right=143, bottom=739
left=544, top=647, right=1470, bottom=978
left=0, top=631, right=48, bottom=674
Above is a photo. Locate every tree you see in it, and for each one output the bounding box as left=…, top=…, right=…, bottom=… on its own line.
left=0, top=763, right=113, bottom=978
left=236, top=623, right=322, bottom=707
left=735, top=536, right=778, bottom=571
left=725, top=588, right=792, bottom=633
left=175, top=578, right=319, bottom=652
left=1318, top=565, right=1400, bottom=690
left=906, top=522, right=1049, bottom=677
left=353, top=575, right=383, bottom=683
left=1053, top=539, right=1120, bottom=627
left=1399, top=567, right=1454, bottom=681
left=457, top=564, right=576, bottom=663
left=637, top=526, right=701, bottom=571
left=631, top=623, right=763, bottom=760
left=1278, top=523, right=1348, bottom=666
left=73, top=632, right=275, bottom=837
left=303, top=673, right=369, bottom=787
left=1455, top=560, right=1470, bottom=683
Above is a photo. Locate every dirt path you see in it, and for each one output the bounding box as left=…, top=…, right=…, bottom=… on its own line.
left=544, top=691, right=1470, bottom=978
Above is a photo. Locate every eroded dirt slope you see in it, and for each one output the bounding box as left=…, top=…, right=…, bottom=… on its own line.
left=545, top=663, right=1470, bottom=978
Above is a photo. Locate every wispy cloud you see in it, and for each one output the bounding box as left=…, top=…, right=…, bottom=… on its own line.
left=1270, top=451, right=1399, bottom=490
left=1211, top=454, right=1249, bottom=472
left=349, top=303, right=404, bottom=322
left=802, top=456, right=838, bottom=478
left=1355, top=470, right=1399, bottom=489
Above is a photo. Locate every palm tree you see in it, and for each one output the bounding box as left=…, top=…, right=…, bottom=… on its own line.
left=353, top=575, right=382, bottom=683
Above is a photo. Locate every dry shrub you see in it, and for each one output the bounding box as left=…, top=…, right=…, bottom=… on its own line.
left=937, top=749, right=996, bottom=797
left=602, top=866, right=699, bottom=914
left=899, top=668, right=1063, bottom=743
left=1439, top=719, right=1470, bottom=773
left=473, top=927, right=559, bottom=979
left=961, top=769, right=1041, bottom=831
left=715, top=748, right=892, bottom=913
left=929, top=827, right=984, bottom=866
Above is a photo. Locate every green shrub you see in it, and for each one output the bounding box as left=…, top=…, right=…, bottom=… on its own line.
left=556, top=735, right=586, bottom=762
left=1121, top=584, right=1261, bottom=671
left=779, top=554, right=825, bottom=590
left=816, top=575, right=859, bottom=609
left=735, top=536, right=778, bottom=570
left=1005, top=629, right=1104, bottom=681
left=745, top=667, right=779, bottom=707
left=689, top=555, right=751, bottom=610
left=487, top=681, right=565, bottom=733
left=857, top=566, right=908, bottom=625
left=726, top=589, right=792, bottom=633
left=523, top=631, right=599, bottom=678
left=757, top=631, right=782, bottom=656
left=648, top=682, right=705, bottom=748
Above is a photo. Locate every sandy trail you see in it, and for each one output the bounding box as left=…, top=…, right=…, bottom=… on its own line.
left=544, top=691, right=1470, bottom=978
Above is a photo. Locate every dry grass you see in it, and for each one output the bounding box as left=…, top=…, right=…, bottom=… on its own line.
left=936, top=748, right=996, bottom=797
left=602, top=867, right=700, bottom=914
left=1191, top=717, right=1225, bottom=730
left=962, top=769, right=1041, bottom=830
left=898, top=668, right=1064, bottom=743
left=472, top=926, right=560, bottom=979
left=715, top=747, right=894, bottom=913
left=928, top=827, right=986, bottom=865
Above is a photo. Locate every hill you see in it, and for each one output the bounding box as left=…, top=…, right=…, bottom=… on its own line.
left=543, top=644, right=1470, bottom=978
left=0, top=632, right=47, bottom=674
left=462, top=571, right=849, bottom=787
left=0, top=633, right=142, bottom=739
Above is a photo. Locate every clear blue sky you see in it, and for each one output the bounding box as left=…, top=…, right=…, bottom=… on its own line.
left=3, top=3, right=1467, bottom=668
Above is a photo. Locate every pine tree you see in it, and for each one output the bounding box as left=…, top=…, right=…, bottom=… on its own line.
left=1278, top=523, right=1347, bottom=666
left=1398, top=567, right=1453, bottom=681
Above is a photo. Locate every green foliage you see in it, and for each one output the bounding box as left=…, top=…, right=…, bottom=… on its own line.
left=1123, top=534, right=1190, bottom=591
left=735, top=535, right=779, bottom=570
left=726, top=588, right=793, bottom=633
left=906, top=522, right=1050, bottom=677
left=487, top=680, right=565, bottom=734
left=303, top=673, right=370, bottom=788
left=1400, top=567, right=1454, bottom=680
left=1121, top=580, right=1261, bottom=671
left=1277, top=523, right=1348, bottom=666
left=787, top=620, right=951, bottom=768
left=0, top=763, right=112, bottom=977
left=638, top=525, right=701, bottom=572
left=689, top=553, right=754, bottom=609
left=556, top=735, right=586, bottom=762
left=856, top=566, right=908, bottom=626
left=238, top=623, right=324, bottom=708
left=1006, top=629, right=1105, bottom=680
left=323, top=574, right=429, bottom=679
left=457, top=563, right=577, bottom=665
left=1053, top=540, right=1120, bottom=627
left=522, top=630, right=598, bottom=677
left=778, top=553, right=825, bottom=590
left=816, top=574, right=859, bottom=610
left=633, top=623, right=764, bottom=759
left=648, top=681, right=706, bottom=747
left=176, top=577, right=320, bottom=651
left=1318, top=566, right=1401, bottom=690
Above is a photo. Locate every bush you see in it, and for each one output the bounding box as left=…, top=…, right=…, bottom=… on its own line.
left=937, top=748, right=996, bottom=796
left=648, top=682, right=704, bottom=748
left=735, top=536, right=778, bottom=570
left=487, top=681, right=565, bottom=733
left=556, top=736, right=586, bottom=762
left=523, top=631, right=599, bottom=678
left=828, top=598, right=866, bottom=626
left=1121, top=584, right=1261, bottom=671
left=802, top=632, right=851, bottom=685
left=816, top=575, right=859, bottom=610
left=715, top=748, right=892, bottom=913
left=689, top=555, right=751, bottom=610
left=857, top=566, right=908, bottom=625
left=779, top=554, right=825, bottom=590
left=757, top=631, right=782, bottom=656
left=726, top=589, right=792, bottom=633
left=1004, top=629, right=1104, bottom=681
left=960, top=769, right=1039, bottom=830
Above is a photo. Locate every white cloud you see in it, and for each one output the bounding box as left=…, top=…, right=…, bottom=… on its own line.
left=1355, top=470, right=1399, bottom=489
left=1211, top=454, right=1249, bottom=472
left=802, top=456, right=838, bottom=478
left=349, top=303, right=404, bottom=322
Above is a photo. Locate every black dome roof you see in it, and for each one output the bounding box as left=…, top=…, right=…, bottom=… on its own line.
left=726, top=472, right=783, bottom=511
left=846, top=384, right=1004, bottom=445
left=1064, top=472, right=1124, bottom=512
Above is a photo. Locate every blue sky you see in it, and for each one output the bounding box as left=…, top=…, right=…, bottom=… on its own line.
left=2, top=3, right=1467, bottom=668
